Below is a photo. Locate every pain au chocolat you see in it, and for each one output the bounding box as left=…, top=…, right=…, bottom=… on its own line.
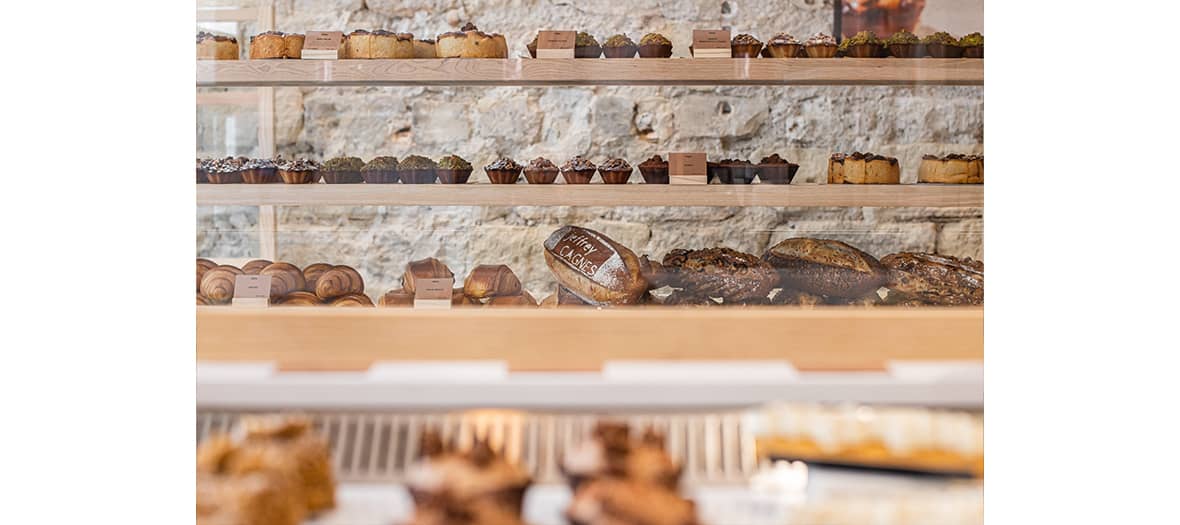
left=763, top=238, right=888, bottom=298
left=544, top=226, right=648, bottom=306
left=402, top=258, right=454, bottom=295
left=463, top=265, right=523, bottom=299
left=882, top=252, right=983, bottom=305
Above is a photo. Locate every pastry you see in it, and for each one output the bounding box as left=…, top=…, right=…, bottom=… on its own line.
left=756, top=153, right=799, bottom=184
left=637, top=155, right=669, bottom=184
left=205, top=156, right=244, bottom=184
left=321, top=156, right=364, bottom=184
left=240, top=259, right=272, bottom=275
left=361, top=156, right=399, bottom=184
left=661, top=248, right=779, bottom=303
left=841, top=0, right=926, bottom=37
left=484, top=157, right=522, bottom=185
left=560, top=156, right=597, bottom=184
left=413, top=39, right=437, bottom=58
left=886, top=29, right=921, bottom=58
left=765, top=33, right=801, bottom=58
left=331, top=293, right=374, bottom=307
left=839, top=30, right=884, bottom=58
left=378, top=288, right=415, bottom=307
left=638, top=33, right=673, bottom=58
left=301, top=263, right=333, bottom=292
left=237, top=415, right=336, bottom=513
left=486, top=292, right=537, bottom=307
left=278, top=291, right=321, bottom=306
left=399, top=155, right=438, bottom=184
left=770, top=288, right=824, bottom=306
left=242, top=158, right=279, bottom=183
left=828, top=152, right=900, bottom=184
left=562, top=422, right=681, bottom=490
left=283, top=33, right=305, bottom=58
left=436, top=23, right=508, bottom=58
left=566, top=478, right=698, bottom=525
left=200, top=265, right=244, bottom=304
left=706, top=160, right=725, bottom=184
left=437, top=155, right=473, bottom=184
left=803, top=32, right=838, bottom=58
left=598, top=158, right=633, bottom=184
left=922, top=31, right=961, bottom=58
left=719, top=159, right=755, bottom=184
left=959, top=32, right=983, bottom=58
left=881, top=252, right=983, bottom=305
left=464, top=265, right=523, bottom=299
left=918, top=154, right=983, bottom=184
left=730, top=33, right=763, bottom=58
left=602, top=34, right=637, bottom=58
left=543, top=225, right=648, bottom=305
left=197, top=258, right=218, bottom=292
left=197, top=32, right=238, bottom=60
left=540, top=285, right=595, bottom=307
left=249, top=31, right=287, bottom=59
left=407, top=500, right=527, bottom=525
left=277, top=158, right=320, bottom=184
left=196, top=438, right=304, bottom=525
left=405, top=430, right=531, bottom=514
left=574, top=32, right=601, bottom=58
left=762, top=238, right=888, bottom=298
left=197, top=293, right=214, bottom=306
left=197, top=158, right=209, bottom=183
left=523, top=157, right=559, bottom=184
left=402, top=258, right=454, bottom=294
left=260, top=262, right=307, bottom=299
left=314, top=265, right=365, bottom=300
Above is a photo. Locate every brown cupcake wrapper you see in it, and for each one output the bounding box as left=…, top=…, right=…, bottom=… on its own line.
left=962, top=45, right=983, bottom=58
left=241, top=168, right=279, bottom=184
left=765, top=43, right=801, bottom=58
left=361, top=169, right=398, bottom=184
left=574, top=45, right=601, bottom=58
left=561, top=168, right=595, bottom=184
left=196, top=169, right=208, bottom=184
left=757, top=164, right=799, bottom=184
left=321, top=170, right=363, bottom=184
left=527, top=42, right=537, bottom=58
left=486, top=168, right=521, bottom=184
left=599, top=168, right=632, bottom=184
left=437, top=168, right=472, bottom=184
left=925, top=43, right=963, bottom=58
left=844, top=43, right=883, bottom=58
left=399, top=168, right=437, bottom=184
left=638, top=166, right=669, bottom=184
left=889, top=43, right=921, bottom=58
left=707, top=164, right=727, bottom=183
left=638, top=43, right=672, bottom=58
left=720, top=165, right=756, bottom=184
left=602, top=45, right=637, bottom=58
left=523, top=168, right=559, bottom=184
left=205, top=171, right=242, bottom=184
left=804, top=44, right=837, bottom=58
left=731, top=43, right=763, bottom=58
left=278, top=169, right=317, bottom=184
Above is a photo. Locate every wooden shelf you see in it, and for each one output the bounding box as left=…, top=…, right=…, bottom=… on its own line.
left=196, top=306, right=983, bottom=371
left=196, top=58, right=983, bottom=87
left=195, top=183, right=983, bottom=207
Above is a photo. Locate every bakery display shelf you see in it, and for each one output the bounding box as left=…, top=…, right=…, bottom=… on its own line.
left=196, top=306, right=983, bottom=371
left=756, top=437, right=983, bottom=477
left=196, top=58, right=983, bottom=87
left=195, top=183, right=983, bottom=207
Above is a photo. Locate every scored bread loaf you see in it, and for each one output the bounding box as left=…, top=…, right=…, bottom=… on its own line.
left=918, top=154, right=983, bottom=184
left=463, top=265, right=522, bottom=299
left=763, top=238, right=888, bottom=298
left=543, top=226, right=648, bottom=305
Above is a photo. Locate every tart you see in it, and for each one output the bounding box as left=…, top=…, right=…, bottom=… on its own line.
left=757, top=153, right=799, bottom=184
left=598, top=157, right=633, bottom=184
left=484, top=157, right=523, bottom=184
left=720, top=158, right=756, bottom=184
left=523, top=157, right=559, bottom=184
left=249, top=31, right=287, bottom=59
left=886, top=29, right=921, bottom=58
left=560, top=156, right=597, bottom=184
left=361, top=156, right=399, bottom=184
left=197, top=32, right=238, bottom=60
left=436, top=23, right=507, bottom=58
left=196, top=158, right=209, bottom=183
left=399, top=155, right=438, bottom=184
left=638, top=33, right=673, bottom=58
left=241, top=158, right=279, bottom=183
left=765, top=33, right=801, bottom=58
left=637, top=155, right=669, bottom=184
left=602, top=34, right=637, bottom=58
left=321, top=156, right=364, bottom=184
left=731, top=33, right=763, bottom=58
left=413, top=39, right=437, bottom=58
left=959, top=32, right=983, bottom=58
left=918, top=153, right=983, bottom=184
left=828, top=152, right=900, bottom=184
left=277, top=158, right=320, bottom=184
left=437, top=155, right=473, bottom=184
left=803, top=32, right=838, bottom=58
left=839, top=30, right=884, bottom=58
left=922, top=31, right=962, bottom=58
left=204, top=157, right=244, bottom=184
left=574, top=32, right=601, bottom=58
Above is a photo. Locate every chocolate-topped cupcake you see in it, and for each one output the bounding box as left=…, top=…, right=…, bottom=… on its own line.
left=204, top=156, right=244, bottom=184
left=764, top=33, right=801, bottom=58
left=886, top=30, right=921, bottom=58
left=560, top=155, right=597, bottom=184
left=321, top=156, right=364, bottom=184
left=575, top=32, right=601, bottom=58
left=598, top=157, right=633, bottom=184
left=277, top=158, right=320, bottom=184
left=803, top=32, right=838, bottom=58
left=922, top=31, right=962, bottom=58
left=437, top=155, right=473, bottom=184
left=602, top=34, right=637, bottom=58
left=959, top=32, right=983, bottom=58
left=720, top=158, right=756, bottom=184
left=730, top=33, right=763, bottom=58
left=399, top=155, right=438, bottom=184
left=361, top=156, right=399, bottom=184
left=241, top=158, right=279, bottom=183
left=840, top=30, right=883, bottom=58
left=196, top=158, right=208, bottom=183
left=484, top=157, right=522, bottom=184
left=637, top=155, right=669, bottom=184
left=523, top=157, right=559, bottom=184
left=638, top=33, right=672, bottom=58
left=757, top=154, right=800, bottom=184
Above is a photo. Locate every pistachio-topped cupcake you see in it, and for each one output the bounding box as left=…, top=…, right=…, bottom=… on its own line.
left=321, top=156, right=364, bottom=184
left=839, top=30, right=883, bottom=58
left=959, top=32, right=983, bottom=58
left=598, top=157, right=633, bottom=184
left=361, top=156, right=398, bottom=184
left=437, top=155, right=473, bottom=184
left=922, top=31, right=961, bottom=58
left=803, top=32, right=838, bottom=58
left=575, top=32, right=601, bottom=58
left=484, top=157, right=522, bottom=184
left=602, top=34, right=637, bottom=58
left=886, top=30, right=921, bottom=58
left=765, top=33, right=801, bottom=58
left=637, top=155, right=669, bottom=184
left=638, top=33, right=672, bottom=58
left=277, top=158, right=320, bottom=184
left=523, top=157, right=559, bottom=184
left=399, top=155, right=438, bottom=184
left=560, top=155, right=597, bottom=184
left=730, top=33, right=763, bottom=58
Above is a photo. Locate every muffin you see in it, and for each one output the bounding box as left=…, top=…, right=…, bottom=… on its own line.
left=361, top=156, right=399, bottom=184
left=602, top=34, right=637, bottom=58
left=756, top=153, right=799, bottom=184
left=277, top=158, right=320, bottom=184
left=205, top=157, right=244, bottom=184
left=484, top=157, right=522, bottom=184
left=436, top=23, right=508, bottom=58
left=637, top=155, right=669, bottom=184
left=638, top=33, right=673, bottom=58
left=803, top=32, right=838, bottom=58
left=959, top=32, right=983, bottom=58
left=405, top=430, right=532, bottom=514
left=523, top=157, right=559, bottom=184
left=560, top=156, right=597, bottom=184
left=730, top=33, right=763, bottom=58
left=720, top=159, right=756, bottom=184
left=764, top=33, right=801, bottom=58
left=886, top=29, right=921, bottom=58
left=575, top=32, right=601, bottom=58
left=437, top=155, right=473, bottom=184
left=321, top=156, right=364, bottom=184
left=839, top=30, right=883, bottom=58
left=598, top=157, right=633, bottom=184
left=241, top=158, right=279, bottom=184
left=196, top=158, right=209, bottom=183
left=922, top=31, right=962, bottom=58
left=399, top=155, right=438, bottom=184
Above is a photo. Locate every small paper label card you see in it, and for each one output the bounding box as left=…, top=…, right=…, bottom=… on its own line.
left=536, top=30, right=576, bottom=59
left=692, top=30, right=732, bottom=58
left=232, top=274, right=272, bottom=308
left=414, top=277, right=455, bottom=309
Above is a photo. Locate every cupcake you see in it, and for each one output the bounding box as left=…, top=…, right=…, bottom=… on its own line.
left=321, top=156, right=364, bottom=184
left=764, top=33, right=801, bottom=58
left=527, top=33, right=538, bottom=58
left=484, top=157, right=522, bottom=184
left=638, top=33, right=672, bottom=58
left=602, top=34, right=637, bottom=58
left=277, top=158, right=320, bottom=184
left=575, top=32, right=601, bottom=58
left=437, top=155, right=473, bottom=184
left=803, top=32, right=838, bottom=58
left=196, top=158, right=208, bottom=183
left=922, top=31, right=962, bottom=58
left=523, top=157, right=559, bottom=184
left=637, top=155, right=669, bottom=184
left=959, top=32, right=983, bottom=58
left=886, top=29, right=921, bottom=58
left=756, top=153, right=800, bottom=184
left=598, top=157, right=633, bottom=184
left=361, top=156, right=399, bottom=184
left=730, top=33, right=763, bottom=58
left=839, top=30, right=883, bottom=58
left=204, top=156, right=244, bottom=184
left=720, top=159, right=755, bottom=184
left=560, top=156, right=597, bottom=184
left=399, top=155, right=438, bottom=184
left=405, top=430, right=532, bottom=514
left=241, top=158, right=279, bottom=183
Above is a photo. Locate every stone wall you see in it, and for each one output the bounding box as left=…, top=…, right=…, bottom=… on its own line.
left=197, top=0, right=983, bottom=299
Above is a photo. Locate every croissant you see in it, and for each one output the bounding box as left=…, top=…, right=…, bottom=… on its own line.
left=402, top=258, right=453, bottom=294
left=453, top=287, right=477, bottom=306
left=315, top=266, right=364, bottom=300
left=200, top=265, right=244, bottom=304
left=301, top=263, right=334, bottom=292
left=260, top=262, right=307, bottom=299
left=197, top=293, right=214, bottom=305
left=197, top=258, right=218, bottom=292
left=378, top=288, right=414, bottom=307
left=335, top=265, right=365, bottom=292
left=278, top=291, right=321, bottom=306
left=463, top=264, right=522, bottom=299
left=486, top=290, right=537, bottom=307
left=330, top=293, right=374, bottom=307
left=241, top=259, right=273, bottom=275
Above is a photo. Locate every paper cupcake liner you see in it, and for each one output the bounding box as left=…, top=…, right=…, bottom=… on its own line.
left=241, top=168, right=279, bottom=184
left=925, top=43, right=963, bottom=58
left=889, top=43, right=920, bottom=58
left=599, top=168, right=632, bottom=184
left=320, top=170, right=363, bottom=184
left=205, top=171, right=242, bottom=184
left=765, top=44, right=801, bottom=58
left=486, top=168, right=522, bottom=184
left=361, top=169, right=399, bottom=184
left=574, top=45, right=601, bottom=58
left=721, top=165, right=756, bottom=184
left=844, top=43, right=883, bottom=58
left=757, top=164, right=799, bottom=184
left=962, top=45, right=983, bottom=58
left=638, top=166, right=669, bottom=184
left=196, top=169, right=208, bottom=184
left=731, top=43, right=763, bottom=58
left=638, top=43, right=672, bottom=58
left=436, top=168, right=472, bottom=184
left=278, top=169, right=317, bottom=184
left=561, top=168, right=595, bottom=184
left=706, top=164, right=727, bottom=184
left=804, top=44, right=837, bottom=58
left=523, top=168, right=558, bottom=184
left=399, top=168, right=437, bottom=184
left=527, top=42, right=537, bottom=58
left=603, top=45, right=637, bottom=58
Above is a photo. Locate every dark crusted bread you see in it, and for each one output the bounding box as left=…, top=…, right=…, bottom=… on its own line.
left=661, top=247, right=779, bottom=303
left=763, top=238, right=888, bottom=298
left=881, top=252, right=983, bottom=305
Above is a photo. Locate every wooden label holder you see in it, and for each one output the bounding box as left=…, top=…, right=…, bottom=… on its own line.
left=231, top=275, right=271, bottom=308
left=536, top=30, right=576, bottom=59
left=414, top=277, right=455, bottom=309
left=669, top=153, right=708, bottom=184
left=692, top=30, right=731, bottom=58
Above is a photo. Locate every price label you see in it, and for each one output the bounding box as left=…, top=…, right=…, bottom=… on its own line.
left=692, top=30, right=731, bottom=58
left=232, top=274, right=272, bottom=308
left=414, top=277, right=455, bottom=309
left=669, top=153, right=708, bottom=185
left=536, top=30, right=576, bottom=59
left=302, top=31, right=344, bottom=59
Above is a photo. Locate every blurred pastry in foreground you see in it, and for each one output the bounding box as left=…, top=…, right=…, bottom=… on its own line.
left=405, top=429, right=532, bottom=513
left=566, top=478, right=699, bottom=525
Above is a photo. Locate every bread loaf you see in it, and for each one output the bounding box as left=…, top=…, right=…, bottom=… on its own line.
left=543, top=226, right=648, bottom=305
left=249, top=31, right=286, bottom=59
left=413, top=39, right=437, bottom=58
left=315, top=266, right=364, bottom=300
left=881, top=252, right=983, bottom=305
left=200, top=265, right=244, bottom=304
left=463, top=265, right=522, bottom=299
left=241, top=259, right=273, bottom=275
left=283, top=34, right=305, bottom=58
left=660, top=247, right=779, bottom=302
left=402, top=258, right=454, bottom=294
left=196, top=32, right=238, bottom=60
left=301, top=263, right=333, bottom=292
left=260, top=262, right=307, bottom=299
left=763, top=238, right=888, bottom=298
